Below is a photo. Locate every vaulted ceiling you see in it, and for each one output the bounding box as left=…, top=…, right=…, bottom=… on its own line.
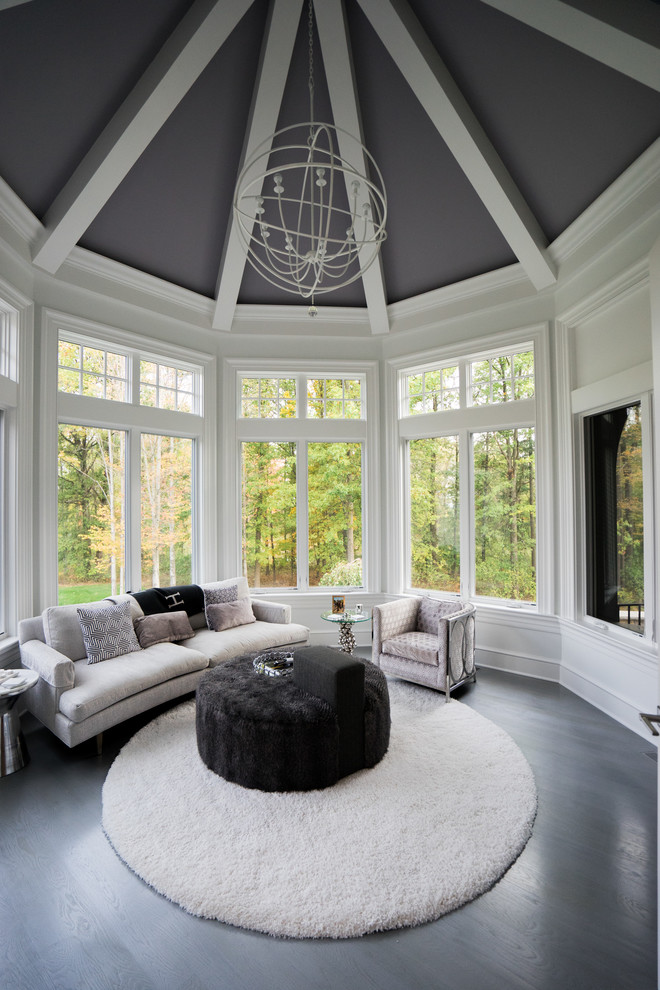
left=0, top=0, right=659, bottom=334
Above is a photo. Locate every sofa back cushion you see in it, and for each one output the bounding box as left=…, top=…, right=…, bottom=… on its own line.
left=42, top=600, right=111, bottom=661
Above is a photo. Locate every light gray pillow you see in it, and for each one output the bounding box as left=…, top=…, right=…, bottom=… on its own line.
left=206, top=598, right=256, bottom=632
left=134, top=610, right=194, bottom=649
left=77, top=600, right=141, bottom=665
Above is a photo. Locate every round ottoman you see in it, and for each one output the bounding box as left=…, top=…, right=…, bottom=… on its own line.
left=195, top=653, right=390, bottom=791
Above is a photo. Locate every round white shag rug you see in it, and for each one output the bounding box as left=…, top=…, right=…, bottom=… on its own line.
left=102, top=681, right=537, bottom=938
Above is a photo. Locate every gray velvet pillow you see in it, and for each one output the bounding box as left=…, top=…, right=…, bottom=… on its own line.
left=134, top=610, right=194, bottom=649
left=206, top=598, right=256, bottom=632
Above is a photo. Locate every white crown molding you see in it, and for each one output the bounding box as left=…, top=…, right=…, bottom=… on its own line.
left=551, top=138, right=660, bottom=267
left=556, top=257, right=649, bottom=327
left=0, top=176, right=40, bottom=243
left=230, top=302, right=373, bottom=337
left=387, top=263, right=532, bottom=332
left=63, top=246, right=215, bottom=319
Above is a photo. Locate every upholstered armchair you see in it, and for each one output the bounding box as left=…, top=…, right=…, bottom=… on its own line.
left=372, top=596, right=476, bottom=701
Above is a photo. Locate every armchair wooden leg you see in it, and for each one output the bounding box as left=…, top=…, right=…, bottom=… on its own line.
left=95, top=732, right=103, bottom=757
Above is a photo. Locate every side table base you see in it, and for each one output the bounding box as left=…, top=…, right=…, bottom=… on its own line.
left=338, top=622, right=356, bottom=654
left=1, top=708, right=29, bottom=776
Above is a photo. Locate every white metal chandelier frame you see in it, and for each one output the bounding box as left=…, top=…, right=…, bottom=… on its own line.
left=233, top=0, right=387, bottom=305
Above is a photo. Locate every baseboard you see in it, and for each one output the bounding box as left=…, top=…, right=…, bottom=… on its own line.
left=560, top=663, right=655, bottom=742
left=476, top=647, right=560, bottom=682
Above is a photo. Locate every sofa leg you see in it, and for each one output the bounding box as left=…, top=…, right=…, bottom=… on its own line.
left=95, top=732, right=103, bottom=757
left=445, top=673, right=451, bottom=703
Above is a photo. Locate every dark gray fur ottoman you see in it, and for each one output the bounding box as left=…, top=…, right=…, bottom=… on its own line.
left=195, top=649, right=390, bottom=791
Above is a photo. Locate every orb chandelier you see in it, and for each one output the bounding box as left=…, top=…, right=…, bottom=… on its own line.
left=233, top=0, right=387, bottom=313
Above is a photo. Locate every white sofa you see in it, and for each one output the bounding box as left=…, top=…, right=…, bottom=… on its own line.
left=18, top=580, right=309, bottom=748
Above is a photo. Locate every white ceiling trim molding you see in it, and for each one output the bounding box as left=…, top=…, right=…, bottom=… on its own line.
left=480, top=0, right=660, bottom=95
left=551, top=138, right=660, bottom=268
left=232, top=302, right=372, bottom=336
left=556, top=258, right=649, bottom=330
left=64, top=247, right=215, bottom=318
left=314, top=0, right=389, bottom=336
left=356, top=0, right=557, bottom=293
left=213, top=0, right=305, bottom=332
left=0, top=175, right=40, bottom=244
left=31, top=0, right=254, bottom=276
left=388, top=263, right=534, bottom=335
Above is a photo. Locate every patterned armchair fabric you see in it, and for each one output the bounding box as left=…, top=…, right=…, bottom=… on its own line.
left=372, top=596, right=476, bottom=701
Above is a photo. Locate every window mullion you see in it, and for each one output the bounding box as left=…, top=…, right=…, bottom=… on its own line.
left=459, top=428, right=473, bottom=598
left=128, top=429, right=141, bottom=591
left=297, top=441, right=309, bottom=592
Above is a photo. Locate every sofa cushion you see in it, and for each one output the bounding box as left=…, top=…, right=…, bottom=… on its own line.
left=59, top=642, right=208, bottom=724
left=207, top=598, right=255, bottom=632
left=134, top=610, right=195, bottom=649
left=42, top=600, right=121, bottom=662
left=202, top=577, right=249, bottom=625
left=184, top=621, right=309, bottom=667
left=78, top=601, right=142, bottom=664
left=382, top=631, right=439, bottom=666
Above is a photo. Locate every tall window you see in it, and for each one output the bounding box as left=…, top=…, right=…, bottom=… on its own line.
left=237, top=369, right=369, bottom=591
left=141, top=435, right=193, bottom=588
left=584, top=402, right=646, bottom=634
left=409, top=436, right=459, bottom=591
left=401, top=341, right=539, bottom=604
left=55, top=326, right=204, bottom=603
left=242, top=442, right=297, bottom=588
left=308, top=442, right=362, bottom=586
left=473, top=428, right=535, bottom=601
left=58, top=426, right=126, bottom=603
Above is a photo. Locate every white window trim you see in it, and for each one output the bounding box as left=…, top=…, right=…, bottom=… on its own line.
left=388, top=323, right=552, bottom=612
left=224, top=358, right=380, bottom=594
left=40, top=309, right=217, bottom=609
left=573, top=377, right=655, bottom=647
left=0, top=279, right=33, bottom=640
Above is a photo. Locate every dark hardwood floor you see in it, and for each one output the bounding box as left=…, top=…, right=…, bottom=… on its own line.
left=1, top=665, right=656, bottom=990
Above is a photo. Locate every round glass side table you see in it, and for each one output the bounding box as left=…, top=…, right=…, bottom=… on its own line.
left=0, top=668, right=38, bottom=776
left=320, top=610, right=371, bottom=655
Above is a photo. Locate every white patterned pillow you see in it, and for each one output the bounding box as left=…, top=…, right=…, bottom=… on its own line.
left=77, top=601, right=141, bottom=665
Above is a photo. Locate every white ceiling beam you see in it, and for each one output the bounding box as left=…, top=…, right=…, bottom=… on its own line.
left=480, top=0, right=660, bottom=94
left=314, top=0, right=390, bottom=335
left=356, top=0, right=557, bottom=292
left=212, top=0, right=305, bottom=331
left=32, top=0, right=254, bottom=275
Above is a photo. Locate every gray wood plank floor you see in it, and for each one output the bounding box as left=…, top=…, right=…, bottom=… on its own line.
left=1, top=665, right=656, bottom=990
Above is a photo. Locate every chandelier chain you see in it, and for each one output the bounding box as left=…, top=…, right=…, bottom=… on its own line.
left=308, top=0, right=315, bottom=127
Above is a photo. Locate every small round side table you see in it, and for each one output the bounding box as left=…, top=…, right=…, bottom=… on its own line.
left=0, top=668, right=38, bottom=776
left=320, top=610, right=371, bottom=655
